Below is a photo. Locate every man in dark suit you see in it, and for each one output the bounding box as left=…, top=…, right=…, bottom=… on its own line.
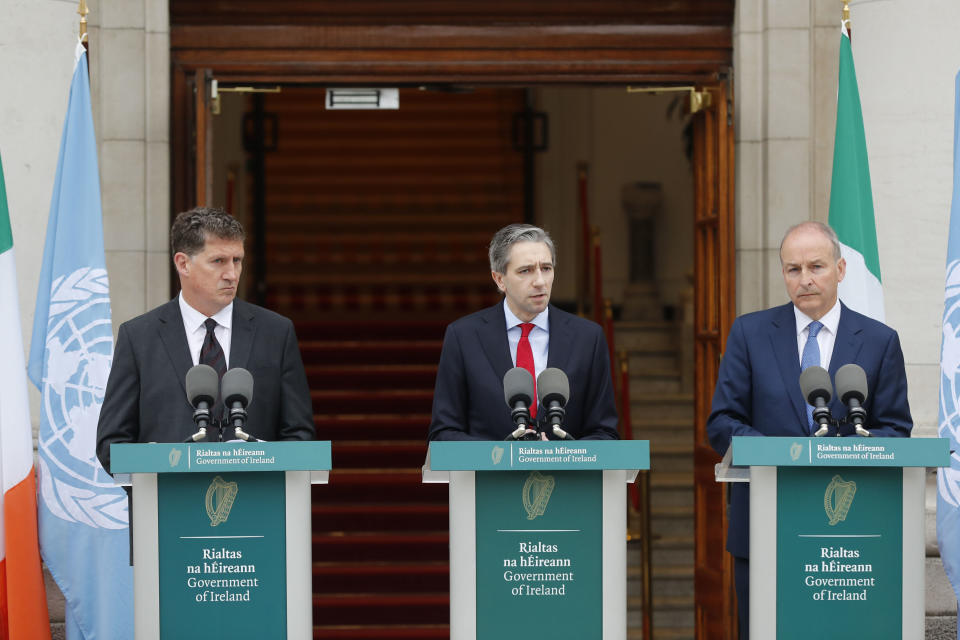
left=96, top=207, right=314, bottom=473
left=706, top=221, right=912, bottom=639
left=429, top=223, right=619, bottom=441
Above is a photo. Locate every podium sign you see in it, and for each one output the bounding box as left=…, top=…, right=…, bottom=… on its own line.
left=425, top=440, right=649, bottom=640
left=111, top=441, right=331, bottom=640
left=157, top=471, right=288, bottom=638
left=728, top=436, right=948, bottom=640
left=475, top=470, right=603, bottom=638
left=776, top=466, right=902, bottom=638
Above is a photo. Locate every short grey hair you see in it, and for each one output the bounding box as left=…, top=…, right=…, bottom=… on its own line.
left=779, top=221, right=842, bottom=262
left=488, top=224, right=556, bottom=273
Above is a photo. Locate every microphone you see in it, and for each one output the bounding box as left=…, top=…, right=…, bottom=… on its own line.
left=799, top=365, right=833, bottom=437
left=503, top=367, right=536, bottom=440
left=537, top=368, right=573, bottom=440
left=221, top=368, right=257, bottom=442
left=185, top=364, right=219, bottom=442
left=835, top=363, right=871, bottom=437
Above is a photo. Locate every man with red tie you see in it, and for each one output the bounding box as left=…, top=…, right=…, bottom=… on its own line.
left=428, top=224, right=619, bottom=441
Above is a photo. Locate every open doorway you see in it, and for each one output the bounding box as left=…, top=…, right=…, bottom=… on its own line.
left=209, top=84, right=700, bottom=638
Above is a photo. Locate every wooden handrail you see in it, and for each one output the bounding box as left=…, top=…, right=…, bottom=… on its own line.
left=577, top=164, right=591, bottom=317
left=620, top=350, right=652, bottom=639
left=592, top=226, right=603, bottom=325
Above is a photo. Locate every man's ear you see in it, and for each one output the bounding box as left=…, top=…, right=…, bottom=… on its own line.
left=173, top=252, right=191, bottom=277
left=491, top=270, right=505, bottom=293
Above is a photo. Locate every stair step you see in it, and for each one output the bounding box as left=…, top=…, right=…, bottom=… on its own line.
left=313, top=561, right=448, bottom=593
left=332, top=440, right=430, bottom=468
left=270, top=289, right=499, bottom=314
left=314, top=414, right=430, bottom=441
left=294, top=319, right=448, bottom=341
left=301, top=340, right=442, bottom=364
left=314, top=624, right=450, bottom=639
left=318, top=470, right=446, bottom=503
left=313, top=503, right=447, bottom=531
left=312, top=389, right=434, bottom=414
left=312, top=532, right=448, bottom=562
left=313, top=593, right=449, bottom=625
left=307, top=364, right=438, bottom=389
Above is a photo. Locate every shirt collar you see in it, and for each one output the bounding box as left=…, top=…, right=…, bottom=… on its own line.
left=179, top=292, right=234, bottom=332
left=502, top=300, right=549, bottom=333
left=793, top=298, right=841, bottom=336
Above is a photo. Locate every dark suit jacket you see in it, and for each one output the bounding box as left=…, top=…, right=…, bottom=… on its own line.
left=96, top=298, right=315, bottom=472
left=706, top=301, right=912, bottom=558
left=428, top=303, right=619, bottom=441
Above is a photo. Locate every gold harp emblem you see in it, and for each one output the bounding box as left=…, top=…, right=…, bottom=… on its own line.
left=824, top=474, right=857, bottom=526
left=522, top=471, right=556, bottom=521
left=205, top=475, right=239, bottom=527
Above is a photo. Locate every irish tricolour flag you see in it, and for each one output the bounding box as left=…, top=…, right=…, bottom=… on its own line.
left=0, top=153, right=52, bottom=637
left=828, top=20, right=884, bottom=322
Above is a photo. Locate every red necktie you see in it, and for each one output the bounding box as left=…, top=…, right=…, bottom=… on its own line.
left=516, top=322, right=537, bottom=418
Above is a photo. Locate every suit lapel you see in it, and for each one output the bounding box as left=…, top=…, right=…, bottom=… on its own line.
left=546, top=306, right=573, bottom=371
left=229, top=300, right=255, bottom=371
left=769, top=303, right=808, bottom=430
left=477, top=303, right=514, bottom=380
left=829, top=303, right=864, bottom=378
left=157, top=298, right=194, bottom=397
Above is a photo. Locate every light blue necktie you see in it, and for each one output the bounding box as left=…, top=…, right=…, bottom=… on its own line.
left=801, top=321, right=823, bottom=431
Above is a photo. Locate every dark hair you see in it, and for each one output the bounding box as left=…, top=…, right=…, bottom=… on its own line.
left=488, top=224, right=556, bottom=273
left=170, top=207, right=245, bottom=257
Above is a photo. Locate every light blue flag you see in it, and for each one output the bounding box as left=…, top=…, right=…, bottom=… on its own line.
left=27, top=43, right=132, bottom=640
left=938, top=69, right=960, bottom=638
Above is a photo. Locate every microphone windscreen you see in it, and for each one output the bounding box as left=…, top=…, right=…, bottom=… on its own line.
left=835, top=363, right=868, bottom=403
left=221, top=367, right=254, bottom=407
left=537, top=367, right=570, bottom=406
left=503, top=367, right=535, bottom=407
left=799, top=365, right=833, bottom=405
left=185, top=364, right=219, bottom=407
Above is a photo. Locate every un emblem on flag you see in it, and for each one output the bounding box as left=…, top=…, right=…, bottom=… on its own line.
left=36, top=268, right=127, bottom=529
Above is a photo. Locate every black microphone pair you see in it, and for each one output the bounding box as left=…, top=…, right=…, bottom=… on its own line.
left=798, top=363, right=870, bottom=437
left=184, top=364, right=257, bottom=442
left=502, top=367, right=573, bottom=441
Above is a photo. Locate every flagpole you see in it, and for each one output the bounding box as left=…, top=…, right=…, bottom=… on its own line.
left=842, top=0, right=851, bottom=41
left=78, top=0, right=89, bottom=50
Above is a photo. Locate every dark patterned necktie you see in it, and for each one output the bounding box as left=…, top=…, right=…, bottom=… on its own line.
left=200, top=318, right=227, bottom=380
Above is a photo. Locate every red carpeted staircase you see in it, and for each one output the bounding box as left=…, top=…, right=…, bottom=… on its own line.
left=296, top=318, right=474, bottom=639
left=256, top=86, right=525, bottom=637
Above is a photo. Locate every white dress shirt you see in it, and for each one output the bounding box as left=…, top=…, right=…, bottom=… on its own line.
left=793, top=299, right=841, bottom=371
left=179, top=292, right=234, bottom=367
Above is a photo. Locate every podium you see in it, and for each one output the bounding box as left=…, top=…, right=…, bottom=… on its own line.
left=716, top=436, right=949, bottom=639
left=423, top=440, right=649, bottom=640
left=110, top=440, right=332, bottom=640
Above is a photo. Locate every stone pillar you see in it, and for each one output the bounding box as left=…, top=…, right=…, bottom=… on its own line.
left=86, top=0, right=171, bottom=328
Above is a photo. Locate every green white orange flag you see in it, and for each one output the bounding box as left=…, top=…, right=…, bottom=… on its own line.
left=0, top=152, right=52, bottom=638
left=828, top=20, right=885, bottom=321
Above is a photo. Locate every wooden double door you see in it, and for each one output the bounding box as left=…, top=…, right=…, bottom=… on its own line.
left=170, top=7, right=737, bottom=637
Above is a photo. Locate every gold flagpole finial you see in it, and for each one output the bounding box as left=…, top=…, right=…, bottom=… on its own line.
left=78, top=0, right=89, bottom=42
left=841, top=0, right=850, bottom=32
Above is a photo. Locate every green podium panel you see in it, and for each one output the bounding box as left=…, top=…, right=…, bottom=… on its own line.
left=424, top=440, right=649, bottom=640
left=111, top=441, right=331, bottom=640
left=725, top=436, right=949, bottom=640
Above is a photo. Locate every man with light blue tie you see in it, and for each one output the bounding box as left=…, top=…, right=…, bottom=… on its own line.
left=428, top=223, right=619, bottom=441
left=706, top=221, right=912, bottom=639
